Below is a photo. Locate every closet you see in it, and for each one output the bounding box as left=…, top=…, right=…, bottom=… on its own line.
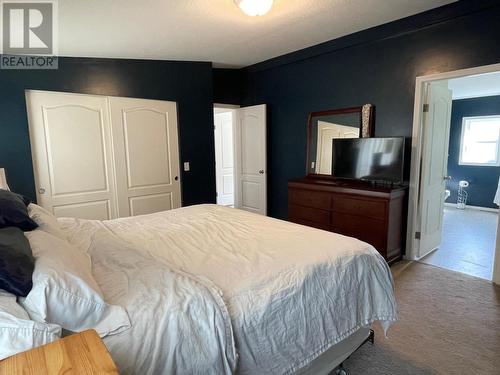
left=26, top=90, right=181, bottom=220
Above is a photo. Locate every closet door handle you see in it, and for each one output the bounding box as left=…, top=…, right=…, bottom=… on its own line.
left=38, top=187, right=46, bottom=194
left=259, top=170, right=264, bottom=174
left=174, top=176, right=179, bottom=181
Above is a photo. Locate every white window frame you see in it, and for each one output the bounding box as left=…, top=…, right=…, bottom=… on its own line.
left=458, top=115, right=500, bottom=167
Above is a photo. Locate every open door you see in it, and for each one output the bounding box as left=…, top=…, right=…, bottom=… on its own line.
left=234, top=104, right=267, bottom=215
left=418, top=81, right=453, bottom=258
left=494, top=218, right=500, bottom=284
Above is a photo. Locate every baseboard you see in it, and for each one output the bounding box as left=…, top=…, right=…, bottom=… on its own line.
left=415, top=246, right=439, bottom=260
left=444, top=202, right=498, bottom=213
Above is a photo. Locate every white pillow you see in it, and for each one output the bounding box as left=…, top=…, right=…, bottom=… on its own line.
left=20, top=230, right=130, bottom=337
left=28, top=204, right=66, bottom=239
left=0, top=290, right=61, bottom=360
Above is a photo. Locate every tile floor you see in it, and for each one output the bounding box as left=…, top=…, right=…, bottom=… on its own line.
left=419, top=206, right=497, bottom=280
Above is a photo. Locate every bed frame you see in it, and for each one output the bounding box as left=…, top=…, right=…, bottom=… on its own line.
left=298, top=328, right=375, bottom=375
left=333, top=329, right=375, bottom=375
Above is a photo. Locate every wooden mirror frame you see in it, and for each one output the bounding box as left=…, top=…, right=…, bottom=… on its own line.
left=306, top=104, right=375, bottom=178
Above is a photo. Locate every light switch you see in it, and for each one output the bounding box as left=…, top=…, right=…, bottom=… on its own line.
left=184, top=162, right=190, bottom=172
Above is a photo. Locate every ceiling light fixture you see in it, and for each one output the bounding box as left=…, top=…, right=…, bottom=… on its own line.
left=234, top=0, right=274, bottom=16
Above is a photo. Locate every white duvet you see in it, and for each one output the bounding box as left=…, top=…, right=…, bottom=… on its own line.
left=60, top=204, right=398, bottom=375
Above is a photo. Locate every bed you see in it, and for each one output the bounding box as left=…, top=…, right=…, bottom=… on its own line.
left=55, top=204, right=398, bottom=374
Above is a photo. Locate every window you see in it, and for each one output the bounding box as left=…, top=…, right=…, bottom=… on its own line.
left=459, top=116, right=500, bottom=166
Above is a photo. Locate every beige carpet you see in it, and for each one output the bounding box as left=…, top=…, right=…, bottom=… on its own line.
left=343, top=261, right=500, bottom=374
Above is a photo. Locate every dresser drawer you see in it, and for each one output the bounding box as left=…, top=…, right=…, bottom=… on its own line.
left=288, top=178, right=406, bottom=264
left=289, top=189, right=331, bottom=209
left=332, top=212, right=387, bottom=255
left=332, top=196, right=386, bottom=219
left=289, top=204, right=330, bottom=225
left=289, top=217, right=331, bottom=231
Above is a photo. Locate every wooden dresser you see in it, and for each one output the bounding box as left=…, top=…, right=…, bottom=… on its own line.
left=288, top=178, right=407, bottom=264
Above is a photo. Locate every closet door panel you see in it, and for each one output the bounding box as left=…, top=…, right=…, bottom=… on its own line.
left=26, top=91, right=118, bottom=219
left=129, top=193, right=173, bottom=217
left=123, top=109, right=172, bottom=188
left=109, top=97, right=181, bottom=217
left=53, top=200, right=111, bottom=221
left=44, top=105, right=108, bottom=195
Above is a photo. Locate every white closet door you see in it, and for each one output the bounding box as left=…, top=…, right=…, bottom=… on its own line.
left=234, top=104, right=267, bottom=215
left=26, top=91, right=118, bottom=220
left=109, top=97, right=181, bottom=217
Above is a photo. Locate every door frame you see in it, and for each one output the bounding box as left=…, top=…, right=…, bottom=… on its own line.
left=407, top=62, right=500, bottom=284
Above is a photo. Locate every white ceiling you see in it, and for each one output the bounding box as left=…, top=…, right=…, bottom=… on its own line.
left=58, top=0, right=456, bottom=68
left=448, top=72, right=500, bottom=100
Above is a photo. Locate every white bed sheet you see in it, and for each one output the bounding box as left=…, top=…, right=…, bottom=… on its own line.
left=60, top=204, right=398, bottom=374
left=60, top=220, right=237, bottom=375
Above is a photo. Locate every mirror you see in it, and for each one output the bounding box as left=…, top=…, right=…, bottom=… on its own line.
left=307, top=104, right=374, bottom=176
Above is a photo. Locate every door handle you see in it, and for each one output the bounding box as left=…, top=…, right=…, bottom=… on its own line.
left=38, top=187, right=46, bottom=194
left=259, top=170, right=264, bottom=174
left=443, top=176, right=452, bottom=181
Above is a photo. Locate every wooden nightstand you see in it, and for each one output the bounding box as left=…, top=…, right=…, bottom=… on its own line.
left=0, top=330, right=118, bottom=374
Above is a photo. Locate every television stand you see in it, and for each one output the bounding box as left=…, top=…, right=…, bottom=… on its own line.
left=288, top=177, right=407, bottom=264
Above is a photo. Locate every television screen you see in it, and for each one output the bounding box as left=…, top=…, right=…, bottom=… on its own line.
left=331, top=137, right=405, bottom=183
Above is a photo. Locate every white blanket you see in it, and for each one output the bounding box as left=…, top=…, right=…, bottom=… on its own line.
left=60, top=204, right=398, bottom=374
left=61, top=220, right=236, bottom=375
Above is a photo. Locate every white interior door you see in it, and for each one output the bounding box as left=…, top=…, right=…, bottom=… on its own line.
left=109, top=97, right=181, bottom=217
left=214, top=111, right=234, bottom=206
left=418, top=81, right=452, bottom=257
left=315, top=120, right=359, bottom=174
left=234, top=104, right=267, bottom=215
left=494, top=218, right=500, bottom=284
left=26, top=91, right=118, bottom=220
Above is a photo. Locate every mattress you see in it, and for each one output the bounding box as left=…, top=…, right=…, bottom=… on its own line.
left=60, top=204, right=398, bottom=374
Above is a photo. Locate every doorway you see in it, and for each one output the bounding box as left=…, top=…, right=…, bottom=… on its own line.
left=407, top=64, right=500, bottom=284
left=214, top=107, right=236, bottom=207
left=421, top=206, right=497, bottom=279
left=213, top=104, right=268, bottom=215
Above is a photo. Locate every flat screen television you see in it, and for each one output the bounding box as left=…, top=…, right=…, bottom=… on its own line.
left=331, top=137, right=405, bottom=184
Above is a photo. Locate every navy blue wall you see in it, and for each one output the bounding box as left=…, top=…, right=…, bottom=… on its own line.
left=3, top=1, right=500, bottom=218
left=447, top=96, right=500, bottom=208
left=0, top=57, right=216, bottom=206
left=213, top=68, right=243, bottom=105
left=224, top=0, right=500, bottom=219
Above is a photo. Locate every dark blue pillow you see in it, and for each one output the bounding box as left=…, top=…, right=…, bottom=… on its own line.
left=0, top=189, right=38, bottom=231
left=0, top=227, right=35, bottom=297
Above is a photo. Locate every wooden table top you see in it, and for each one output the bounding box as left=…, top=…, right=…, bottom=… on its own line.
left=0, top=330, right=119, bottom=374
